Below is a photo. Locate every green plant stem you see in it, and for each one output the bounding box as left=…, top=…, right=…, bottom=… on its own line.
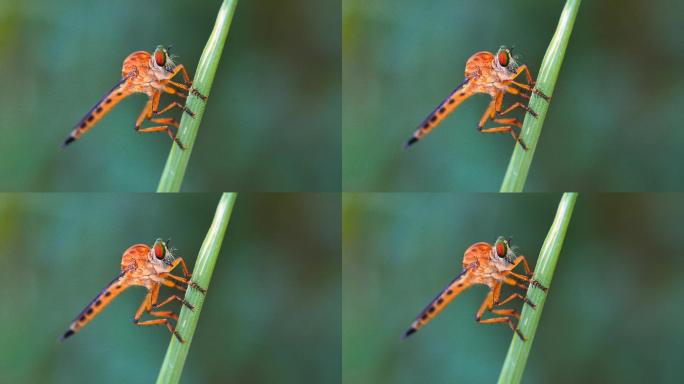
left=500, top=0, right=581, bottom=192
left=157, top=0, right=238, bottom=192
left=497, top=192, right=577, bottom=384
left=156, top=192, right=238, bottom=384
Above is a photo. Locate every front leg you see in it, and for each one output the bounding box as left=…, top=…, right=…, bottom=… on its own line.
left=169, top=64, right=207, bottom=101
left=163, top=259, right=208, bottom=294
left=512, top=64, right=550, bottom=101
left=510, top=255, right=548, bottom=292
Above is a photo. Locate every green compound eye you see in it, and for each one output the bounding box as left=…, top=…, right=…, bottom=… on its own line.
left=154, top=47, right=166, bottom=67
left=153, top=239, right=166, bottom=260
left=495, top=238, right=507, bottom=258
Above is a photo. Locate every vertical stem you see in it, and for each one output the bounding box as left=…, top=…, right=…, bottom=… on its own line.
left=155, top=193, right=238, bottom=384
left=496, top=192, right=577, bottom=383
left=157, top=0, right=239, bottom=192
left=500, top=0, right=581, bottom=192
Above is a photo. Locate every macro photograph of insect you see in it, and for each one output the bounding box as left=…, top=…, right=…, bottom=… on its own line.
left=342, top=0, right=684, bottom=192
left=0, top=193, right=341, bottom=383
left=342, top=193, right=684, bottom=383
left=0, top=0, right=340, bottom=192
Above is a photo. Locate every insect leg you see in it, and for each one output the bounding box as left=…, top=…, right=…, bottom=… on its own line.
left=167, top=80, right=189, bottom=91
left=136, top=126, right=185, bottom=149
left=169, top=64, right=207, bottom=101
left=496, top=291, right=536, bottom=309
left=133, top=286, right=184, bottom=342
left=478, top=317, right=525, bottom=340
left=135, top=318, right=184, bottom=343
left=166, top=257, right=207, bottom=293
left=135, top=95, right=185, bottom=149
left=156, top=100, right=195, bottom=118
left=513, top=64, right=535, bottom=86
left=490, top=308, right=520, bottom=320
left=165, top=272, right=207, bottom=294
left=506, top=86, right=531, bottom=100
left=135, top=97, right=155, bottom=132
left=477, top=96, right=499, bottom=131
left=154, top=294, right=195, bottom=310
left=475, top=289, right=525, bottom=340
left=512, top=64, right=550, bottom=100
left=133, top=289, right=154, bottom=323
left=498, top=101, right=537, bottom=118
left=479, top=124, right=528, bottom=150
left=510, top=80, right=550, bottom=101
left=510, top=256, right=547, bottom=292
left=150, top=118, right=179, bottom=128
left=163, top=86, right=188, bottom=100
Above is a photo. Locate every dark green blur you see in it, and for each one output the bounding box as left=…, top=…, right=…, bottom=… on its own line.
left=0, top=0, right=340, bottom=191
left=0, top=193, right=340, bottom=383
left=343, top=0, right=684, bottom=191
left=343, top=193, right=683, bottom=383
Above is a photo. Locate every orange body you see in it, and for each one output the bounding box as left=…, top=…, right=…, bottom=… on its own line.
left=61, top=239, right=206, bottom=343
left=62, top=46, right=207, bottom=149
left=403, top=237, right=546, bottom=340
left=405, top=47, right=550, bottom=149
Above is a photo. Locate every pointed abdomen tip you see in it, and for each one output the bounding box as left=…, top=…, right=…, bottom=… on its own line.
left=61, top=136, right=76, bottom=148
left=402, top=327, right=417, bottom=340
left=60, top=329, right=75, bottom=341
left=404, top=137, right=418, bottom=149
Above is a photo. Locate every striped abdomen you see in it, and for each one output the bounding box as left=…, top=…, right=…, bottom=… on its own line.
left=405, top=77, right=475, bottom=148
left=61, top=271, right=128, bottom=340
left=61, top=77, right=133, bottom=148
left=403, top=268, right=473, bottom=339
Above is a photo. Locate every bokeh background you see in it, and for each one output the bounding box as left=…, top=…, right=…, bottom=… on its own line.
left=0, top=0, right=340, bottom=191
left=0, top=193, right=340, bottom=383
left=343, top=0, right=684, bottom=191
left=343, top=193, right=684, bottom=383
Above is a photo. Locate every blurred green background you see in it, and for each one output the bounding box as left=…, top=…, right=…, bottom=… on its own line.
left=343, top=193, right=684, bottom=383
left=0, top=193, right=340, bottom=383
left=343, top=0, right=684, bottom=191
left=0, top=0, right=339, bottom=191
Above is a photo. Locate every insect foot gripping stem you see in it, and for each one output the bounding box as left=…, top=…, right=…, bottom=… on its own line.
left=530, top=279, right=548, bottom=292
left=190, top=87, right=208, bottom=101
left=189, top=280, right=207, bottom=294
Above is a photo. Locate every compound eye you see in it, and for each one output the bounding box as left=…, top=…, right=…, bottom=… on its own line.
left=495, top=239, right=507, bottom=258
left=153, top=239, right=166, bottom=260
left=154, top=48, right=166, bottom=67
left=497, top=50, right=509, bottom=67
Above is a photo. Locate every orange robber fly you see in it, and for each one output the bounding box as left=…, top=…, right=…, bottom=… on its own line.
left=405, top=47, right=550, bottom=150
left=62, top=45, right=207, bottom=149
left=61, top=239, right=206, bottom=343
left=403, top=237, right=547, bottom=340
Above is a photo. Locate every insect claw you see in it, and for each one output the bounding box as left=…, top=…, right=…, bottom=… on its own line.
left=189, top=280, right=207, bottom=294
left=533, top=88, right=551, bottom=102
left=531, top=279, right=548, bottom=292
left=174, top=331, right=185, bottom=343
left=515, top=328, right=527, bottom=341
left=183, top=106, right=196, bottom=118
left=190, top=87, right=208, bottom=101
